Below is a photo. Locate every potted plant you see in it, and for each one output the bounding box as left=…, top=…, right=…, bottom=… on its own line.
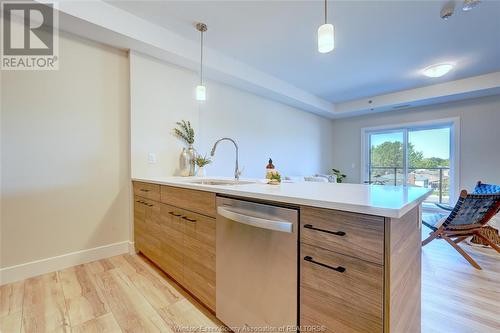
left=173, top=120, right=195, bottom=146
left=195, top=154, right=211, bottom=177
left=332, top=168, right=347, bottom=183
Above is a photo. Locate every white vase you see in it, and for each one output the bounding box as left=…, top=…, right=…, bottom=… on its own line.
left=197, top=166, right=206, bottom=177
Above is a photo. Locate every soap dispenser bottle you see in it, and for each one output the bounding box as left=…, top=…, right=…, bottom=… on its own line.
left=266, top=158, right=275, bottom=178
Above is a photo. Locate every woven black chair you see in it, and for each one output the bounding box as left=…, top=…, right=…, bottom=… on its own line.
left=422, top=182, right=500, bottom=270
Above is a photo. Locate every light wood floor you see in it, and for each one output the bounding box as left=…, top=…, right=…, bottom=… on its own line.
left=421, top=230, right=500, bottom=333
left=0, top=254, right=221, bottom=333
left=1, top=237, right=499, bottom=333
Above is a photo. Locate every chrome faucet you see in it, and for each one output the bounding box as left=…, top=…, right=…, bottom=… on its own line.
left=210, top=137, right=241, bottom=180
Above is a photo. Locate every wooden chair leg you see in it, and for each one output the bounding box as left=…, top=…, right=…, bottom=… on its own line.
left=453, top=236, right=468, bottom=244
left=442, top=235, right=482, bottom=270
left=422, top=231, right=440, bottom=246
left=474, top=232, right=500, bottom=254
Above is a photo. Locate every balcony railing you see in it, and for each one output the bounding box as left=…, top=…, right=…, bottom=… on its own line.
left=368, top=166, right=450, bottom=203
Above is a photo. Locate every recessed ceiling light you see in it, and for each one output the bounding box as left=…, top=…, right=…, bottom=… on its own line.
left=422, top=63, right=454, bottom=78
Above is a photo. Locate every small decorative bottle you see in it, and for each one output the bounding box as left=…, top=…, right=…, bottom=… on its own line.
left=266, top=158, right=281, bottom=184
left=266, top=158, right=275, bottom=178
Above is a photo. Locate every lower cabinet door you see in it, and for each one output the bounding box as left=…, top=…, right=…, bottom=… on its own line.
left=134, top=196, right=161, bottom=261
left=134, top=198, right=216, bottom=311
left=158, top=203, right=185, bottom=285
left=182, top=209, right=216, bottom=311
left=134, top=196, right=147, bottom=250
left=300, top=243, right=384, bottom=333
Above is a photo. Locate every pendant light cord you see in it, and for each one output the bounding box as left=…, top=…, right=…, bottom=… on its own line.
left=200, top=29, right=204, bottom=85
left=324, top=0, right=327, bottom=24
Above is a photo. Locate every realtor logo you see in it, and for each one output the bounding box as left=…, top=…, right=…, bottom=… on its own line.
left=1, top=1, right=59, bottom=70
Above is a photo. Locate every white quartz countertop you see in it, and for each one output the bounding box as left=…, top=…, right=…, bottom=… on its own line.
left=132, top=177, right=432, bottom=218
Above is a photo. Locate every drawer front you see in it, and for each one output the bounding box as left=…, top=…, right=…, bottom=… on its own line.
left=181, top=208, right=216, bottom=311
left=300, top=207, right=384, bottom=264
left=133, top=181, right=160, bottom=201
left=160, top=185, right=216, bottom=217
left=300, top=244, right=383, bottom=333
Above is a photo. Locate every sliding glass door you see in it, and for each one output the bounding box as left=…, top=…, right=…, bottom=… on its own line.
left=407, top=127, right=451, bottom=203
left=365, top=124, right=452, bottom=203
left=369, top=130, right=405, bottom=186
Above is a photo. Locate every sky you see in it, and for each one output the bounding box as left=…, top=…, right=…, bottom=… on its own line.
left=371, top=127, right=450, bottom=159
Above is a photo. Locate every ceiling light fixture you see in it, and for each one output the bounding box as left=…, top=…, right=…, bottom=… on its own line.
left=196, top=22, right=207, bottom=101
left=318, top=0, right=334, bottom=53
left=462, top=0, right=481, bottom=11
left=422, top=63, right=454, bottom=78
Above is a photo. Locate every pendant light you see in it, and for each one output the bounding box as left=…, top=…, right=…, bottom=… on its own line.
left=196, top=22, right=207, bottom=101
left=318, top=0, right=334, bottom=53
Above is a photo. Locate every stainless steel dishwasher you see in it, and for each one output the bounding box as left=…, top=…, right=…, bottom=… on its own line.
left=216, top=196, right=298, bottom=331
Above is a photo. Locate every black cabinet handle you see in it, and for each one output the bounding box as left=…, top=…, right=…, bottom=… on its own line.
left=303, top=224, right=346, bottom=236
left=169, top=211, right=182, bottom=217
left=140, top=189, right=150, bottom=192
left=182, top=216, right=197, bottom=222
left=304, top=256, right=346, bottom=273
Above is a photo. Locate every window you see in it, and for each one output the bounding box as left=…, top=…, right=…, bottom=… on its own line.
left=362, top=118, right=459, bottom=204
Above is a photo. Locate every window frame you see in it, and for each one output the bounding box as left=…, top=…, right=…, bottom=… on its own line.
left=361, top=117, right=460, bottom=203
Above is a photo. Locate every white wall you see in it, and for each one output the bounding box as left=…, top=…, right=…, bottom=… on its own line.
left=130, top=51, right=334, bottom=179
left=0, top=33, right=130, bottom=271
left=330, top=95, right=500, bottom=191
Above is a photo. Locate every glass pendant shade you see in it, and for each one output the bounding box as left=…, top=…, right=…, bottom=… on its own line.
left=318, top=23, right=334, bottom=53
left=196, top=84, right=206, bottom=101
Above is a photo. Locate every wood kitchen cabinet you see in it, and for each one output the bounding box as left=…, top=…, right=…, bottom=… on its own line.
left=158, top=204, right=185, bottom=284
left=133, top=181, right=161, bottom=201
left=300, top=243, right=383, bottom=333
left=301, top=207, right=385, bottom=265
left=134, top=196, right=163, bottom=268
left=160, top=184, right=216, bottom=217
left=134, top=183, right=216, bottom=311
left=134, top=181, right=423, bottom=332
left=299, top=205, right=421, bottom=333
left=181, top=207, right=216, bottom=310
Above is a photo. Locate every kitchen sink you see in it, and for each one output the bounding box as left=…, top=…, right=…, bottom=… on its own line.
left=188, top=179, right=255, bottom=186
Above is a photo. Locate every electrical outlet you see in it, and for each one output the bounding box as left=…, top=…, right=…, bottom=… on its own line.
left=148, top=152, right=157, bottom=164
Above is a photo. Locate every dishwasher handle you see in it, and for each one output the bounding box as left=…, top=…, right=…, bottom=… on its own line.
left=217, top=206, right=293, bottom=233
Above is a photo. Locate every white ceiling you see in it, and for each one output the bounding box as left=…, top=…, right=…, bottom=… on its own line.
left=106, top=0, right=500, bottom=103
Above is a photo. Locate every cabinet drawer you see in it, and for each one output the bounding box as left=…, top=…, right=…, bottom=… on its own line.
left=300, top=244, right=383, bottom=333
left=300, top=207, right=384, bottom=264
left=160, top=185, right=216, bottom=217
left=133, top=181, right=160, bottom=201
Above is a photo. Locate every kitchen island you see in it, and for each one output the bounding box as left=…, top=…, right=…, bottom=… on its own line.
left=132, top=177, right=431, bottom=333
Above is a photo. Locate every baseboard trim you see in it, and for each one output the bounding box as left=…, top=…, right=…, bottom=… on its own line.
left=0, top=241, right=129, bottom=285
left=128, top=241, right=137, bottom=254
